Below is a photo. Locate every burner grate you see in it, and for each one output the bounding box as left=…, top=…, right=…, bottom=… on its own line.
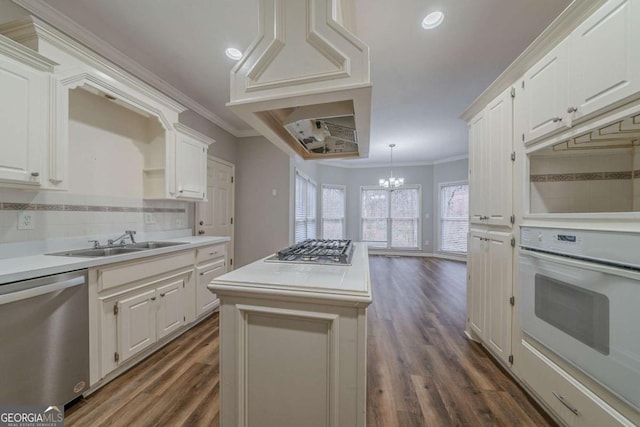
left=275, top=239, right=354, bottom=264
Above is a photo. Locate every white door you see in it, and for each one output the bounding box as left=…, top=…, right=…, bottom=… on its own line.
left=522, top=37, right=569, bottom=144
left=196, top=156, right=235, bottom=266
left=485, top=231, right=513, bottom=364
left=196, top=259, right=226, bottom=316
left=117, top=289, right=157, bottom=362
left=0, top=55, right=45, bottom=186
left=175, top=132, right=207, bottom=200
left=468, top=111, right=486, bottom=225
left=486, top=88, right=513, bottom=228
left=156, top=279, right=185, bottom=339
left=569, top=0, right=640, bottom=121
left=468, top=230, right=486, bottom=339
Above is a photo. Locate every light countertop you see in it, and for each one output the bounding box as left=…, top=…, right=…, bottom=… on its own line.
left=209, top=243, right=372, bottom=305
left=0, top=235, right=230, bottom=285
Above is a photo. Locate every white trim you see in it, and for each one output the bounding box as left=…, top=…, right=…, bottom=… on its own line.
left=318, top=154, right=468, bottom=169
left=367, top=250, right=467, bottom=262
left=436, top=180, right=469, bottom=255
left=10, top=0, right=258, bottom=138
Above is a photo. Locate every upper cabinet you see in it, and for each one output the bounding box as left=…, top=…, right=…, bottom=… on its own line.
left=0, top=35, right=55, bottom=188
left=521, top=0, right=640, bottom=145
left=0, top=17, right=213, bottom=200
left=469, top=87, right=514, bottom=227
left=568, top=0, right=640, bottom=121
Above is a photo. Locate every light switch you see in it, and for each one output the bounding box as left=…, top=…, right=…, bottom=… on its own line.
left=17, top=211, right=35, bottom=230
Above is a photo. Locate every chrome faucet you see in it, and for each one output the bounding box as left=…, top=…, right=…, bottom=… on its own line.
left=107, top=230, right=137, bottom=247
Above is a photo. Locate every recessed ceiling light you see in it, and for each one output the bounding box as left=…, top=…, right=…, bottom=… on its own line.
left=422, top=11, right=444, bottom=29
left=225, top=48, right=242, bottom=60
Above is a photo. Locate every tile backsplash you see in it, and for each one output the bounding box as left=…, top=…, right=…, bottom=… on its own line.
left=530, top=152, right=637, bottom=213
left=0, top=187, right=191, bottom=245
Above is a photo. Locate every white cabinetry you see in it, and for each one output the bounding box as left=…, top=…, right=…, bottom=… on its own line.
left=116, top=288, right=156, bottom=362
left=156, top=278, right=186, bottom=339
left=0, top=36, right=54, bottom=187
left=519, top=341, right=635, bottom=427
left=522, top=38, right=569, bottom=143
left=469, top=88, right=514, bottom=227
left=195, top=244, right=226, bottom=317
left=521, top=0, right=640, bottom=144
left=174, top=124, right=212, bottom=201
left=468, top=229, right=513, bottom=365
left=568, top=0, right=640, bottom=122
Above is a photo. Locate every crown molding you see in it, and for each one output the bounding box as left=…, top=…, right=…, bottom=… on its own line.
left=460, top=0, right=609, bottom=122
left=432, top=154, right=468, bottom=165
left=318, top=153, right=467, bottom=169
left=11, top=0, right=258, bottom=138
left=0, top=31, right=56, bottom=71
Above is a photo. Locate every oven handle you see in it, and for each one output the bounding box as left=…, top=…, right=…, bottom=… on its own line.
left=520, top=248, right=640, bottom=281
left=0, top=276, right=85, bottom=306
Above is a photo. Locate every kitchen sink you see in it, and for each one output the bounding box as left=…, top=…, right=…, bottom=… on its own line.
left=47, top=241, right=188, bottom=257
left=49, top=247, right=145, bottom=257
left=128, top=241, right=188, bottom=249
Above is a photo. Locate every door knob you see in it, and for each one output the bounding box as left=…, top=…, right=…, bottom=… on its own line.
left=567, top=106, right=578, bottom=113
left=199, top=221, right=204, bottom=226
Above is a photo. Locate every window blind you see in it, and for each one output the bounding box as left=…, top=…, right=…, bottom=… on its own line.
left=321, top=185, right=345, bottom=239
left=294, top=170, right=317, bottom=243
left=361, top=186, right=420, bottom=249
left=439, top=183, right=468, bottom=253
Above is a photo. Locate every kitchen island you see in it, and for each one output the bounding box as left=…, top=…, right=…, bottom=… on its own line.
left=209, top=242, right=372, bottom=427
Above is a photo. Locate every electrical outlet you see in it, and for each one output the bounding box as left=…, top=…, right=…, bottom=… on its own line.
left=424, top=240, right=430, bottom=247
left=176, top=218, right=185, bottom=228
left=144, top=213, right=157, bottom=224
left=18, top=211, right=35, bottom=230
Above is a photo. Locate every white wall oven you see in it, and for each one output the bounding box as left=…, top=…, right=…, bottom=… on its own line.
left=519, top=226, right=640, bottom=411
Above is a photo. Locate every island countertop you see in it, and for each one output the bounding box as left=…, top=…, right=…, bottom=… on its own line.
left=209, top=242, right=371, bottom=306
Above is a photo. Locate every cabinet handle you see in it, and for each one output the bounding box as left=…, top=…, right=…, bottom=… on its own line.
left=552, top=392, right=579, bottom=415
left=198, top=230, right=205, bottom=235
left=159, top=293, right=166, bottom=297
left=552, top=117, right=563, bottom=123
left=200, top=267, right=222, bottom=276
left=31, top=172, right=40, bottom=177
left=567, top=106, right=578, bottom=113
left=151, top=297, right=156, bottom=301
left=209, top=251, right=218, bottom=256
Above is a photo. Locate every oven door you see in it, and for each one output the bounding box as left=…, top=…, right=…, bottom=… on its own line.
left=519, top=249, right=640, bottom=411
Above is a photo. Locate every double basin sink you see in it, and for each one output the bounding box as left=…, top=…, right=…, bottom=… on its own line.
left=48, top=241, right=188, bottom=258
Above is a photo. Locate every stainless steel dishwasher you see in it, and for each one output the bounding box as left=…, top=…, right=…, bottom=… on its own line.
left=0, top=270, right=89, bottom=405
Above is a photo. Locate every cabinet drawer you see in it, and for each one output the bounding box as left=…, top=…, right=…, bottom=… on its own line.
left=196, top=258, right=225, bottom=316
left=196, top=244, right=226, bottom=265
left=98, top=251, right=194, bottom=292
left=520, top=340, right=634, bottom=427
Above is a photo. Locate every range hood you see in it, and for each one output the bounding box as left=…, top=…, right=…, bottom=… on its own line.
left=227, top=0, right=372, bottom=160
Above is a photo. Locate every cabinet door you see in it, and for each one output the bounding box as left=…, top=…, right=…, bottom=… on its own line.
left=486, top=89, right=513, bottom=227
left=468, top=112, right=486, bottom=224
left=197, top=259, right=225, bottom=316
left=522, top=37, right=569, bottom=144
left=175, top=132, right=207, bottom=200
left=485, top=231, right=513, bottom=365
left=468, top=230, right=486, bottom=339
left=0, top=55, right=45, bottom=186
left=117, top=289, right=157, bottom=362
left=157, top=279, right=186, bottom=339
left=569, top=0, right=640, bottom=121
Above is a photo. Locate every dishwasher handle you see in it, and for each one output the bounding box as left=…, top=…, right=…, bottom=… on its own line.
left=0, top=275, right=85, bottom=306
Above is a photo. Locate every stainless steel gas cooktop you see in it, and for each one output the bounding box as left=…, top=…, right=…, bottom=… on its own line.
left=265, top=239, right=355, bottom=265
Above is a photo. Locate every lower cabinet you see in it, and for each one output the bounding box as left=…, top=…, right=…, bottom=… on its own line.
left=195, top=244, right=227, bottom=317
left=518, top=340, right=636, bottom=427
left=467, top=229, right=514, bottom=365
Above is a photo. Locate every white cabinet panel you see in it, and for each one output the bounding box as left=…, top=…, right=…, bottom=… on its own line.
left=468, top=230, right=486, bottom=339
left=157, top=279, right=185, bottom=339
left=523, top=38, right=569, bottom=143
left=0, top=53, right=46, bottom=186
left=175, top=131, right=207, bottom=200
left=117, top=289, right=157, bottom=362
left=486, top=90, right=514, bottom=227
left=569, top=0, right=640, bottom=121
left=485, top=231, right=513, bottom=363
left=469, top=112, right=486, bottom=224
left=196, top=259, right=225, bottom=317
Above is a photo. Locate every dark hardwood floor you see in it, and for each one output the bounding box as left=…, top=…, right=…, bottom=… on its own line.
left=66, top=256, right=555, bottom=426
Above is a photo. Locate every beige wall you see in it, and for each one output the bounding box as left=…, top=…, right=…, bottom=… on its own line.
left=235, top=136, right=291, bottom=267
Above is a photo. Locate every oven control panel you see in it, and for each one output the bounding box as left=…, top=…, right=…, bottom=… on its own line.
left=520, top=226, right=640, bottom=269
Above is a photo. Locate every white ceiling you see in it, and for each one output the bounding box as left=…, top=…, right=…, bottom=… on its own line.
left=35, top=0, right=572, bottom=165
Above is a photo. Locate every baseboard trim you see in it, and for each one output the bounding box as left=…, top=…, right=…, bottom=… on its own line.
left=368, top=250, right=467, bottom=263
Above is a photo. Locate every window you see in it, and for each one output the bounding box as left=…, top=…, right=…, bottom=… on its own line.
left=361, top=186, right=420, bottom=249
left=439, top=182, right=468, bottom=253
left=321, top=184, right=346, bottom=239
left=294, top=170, right=317, bottom=242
